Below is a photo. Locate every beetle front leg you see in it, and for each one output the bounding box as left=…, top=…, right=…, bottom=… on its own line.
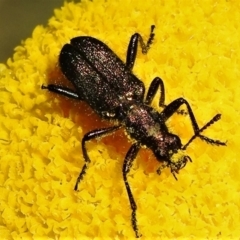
left=74, top=125, right=121, bottom=190
left=42, top=84, right=82, bottom=100
left=183, top=114, right=226, bottom=150
left=126, top=25, right=155, bottom=70
left=123, top=142, right=141, bottom=238
left=160, top=97, right=226, bottom=147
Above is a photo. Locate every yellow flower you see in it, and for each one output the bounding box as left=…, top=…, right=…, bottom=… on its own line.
left=0, top=0, right=240, bottom=239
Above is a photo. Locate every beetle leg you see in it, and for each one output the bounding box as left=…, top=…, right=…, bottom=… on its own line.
left=160, top=97, right=226, bottom=147
left=74, top=125, right=121, bottom=190
left=182, top=114, right=226, bottom=150
left=42, top=84, right=82, bottom=100
left=145, top=77, right=187, bottom=115
left=145, top=77, right=165, bottom=107
left=126, top=25, right=155, bottom=70
left=123, top=142, right=141, bottom=238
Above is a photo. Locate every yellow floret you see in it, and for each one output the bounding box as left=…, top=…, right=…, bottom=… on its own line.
left=0, top=0, right=240, bottom=239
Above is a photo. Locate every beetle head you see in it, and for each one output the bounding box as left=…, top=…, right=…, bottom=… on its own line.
left=150, top=132, right=192, bottom=178
left=151, top=132, right=182, bottom=160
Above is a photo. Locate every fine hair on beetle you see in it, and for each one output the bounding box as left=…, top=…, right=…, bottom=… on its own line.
left=42, top=25, right=226, bottom=238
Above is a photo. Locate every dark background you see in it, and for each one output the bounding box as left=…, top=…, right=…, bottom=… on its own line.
left=0, top=0, right=68, bottom=62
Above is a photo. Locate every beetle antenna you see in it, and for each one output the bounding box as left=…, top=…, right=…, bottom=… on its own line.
left=182, top=114, right=226, bottom=150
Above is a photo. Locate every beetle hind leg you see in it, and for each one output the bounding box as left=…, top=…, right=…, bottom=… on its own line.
left=126, top=25, right=155, bottom=70
left=42, top=84, right=82, bottom=100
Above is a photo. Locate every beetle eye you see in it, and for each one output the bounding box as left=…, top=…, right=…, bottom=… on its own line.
left=167, top=134, right=182, bottom=151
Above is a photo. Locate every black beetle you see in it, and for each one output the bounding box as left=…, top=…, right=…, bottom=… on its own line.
left=42, top=26, right=225, bottom=238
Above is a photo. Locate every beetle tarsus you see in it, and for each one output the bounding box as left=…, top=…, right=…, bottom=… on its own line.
left=182, top=114, right=226, bottom=150
left=123, top=143, right=141, bottom=238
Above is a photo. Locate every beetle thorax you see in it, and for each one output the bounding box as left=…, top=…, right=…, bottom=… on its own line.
left=124, top=103, right=182, bottom=161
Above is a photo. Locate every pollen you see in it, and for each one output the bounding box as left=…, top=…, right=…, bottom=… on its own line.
left=0, top=0, right=240, bottom=239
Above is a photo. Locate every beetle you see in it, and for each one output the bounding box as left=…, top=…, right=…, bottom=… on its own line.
left=42, top=25, right=225, bottom=238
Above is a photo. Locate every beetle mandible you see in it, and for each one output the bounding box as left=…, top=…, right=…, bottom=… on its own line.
left=42, top=26, right=226, bottom=238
